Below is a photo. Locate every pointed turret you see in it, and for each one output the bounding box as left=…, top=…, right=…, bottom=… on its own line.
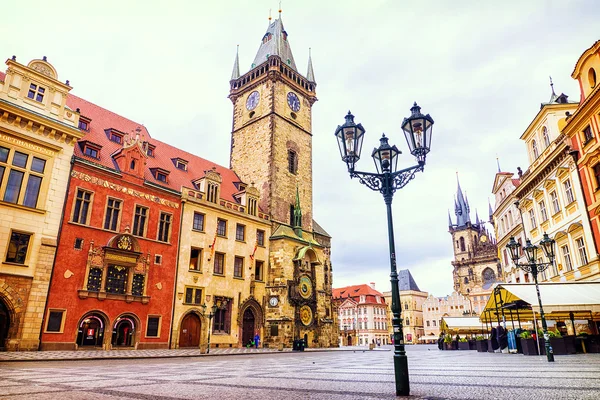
left=488, top=199, right=494, bottom=223
left=251, top=17, right=297, bottom=71
left=293, top=185, right=303, bottom=238
left=448, top=210, right=453, bottom=228
left=306, top=48, right=315, bottom=83
left=475, top=209, right=480, bottom=225
left=548, top=76, right=558, bottom=103
left=454, top=174, right=472, bottom=228
left=231, top=45, right=240, bottom=80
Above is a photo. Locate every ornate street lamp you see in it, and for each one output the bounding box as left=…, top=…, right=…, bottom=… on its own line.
left=506, top=230, right=556, bottom=362
left=202, top=298, right=228, bottom=354
left=334, top=102, right=434, bottom=396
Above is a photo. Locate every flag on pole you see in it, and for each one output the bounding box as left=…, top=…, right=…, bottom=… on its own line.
left=208, top=226, right=218, bottom=261
left=249, top=239, right=258, bottom=261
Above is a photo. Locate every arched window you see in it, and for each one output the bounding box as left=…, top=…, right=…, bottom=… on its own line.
left=459, top=237, right=465, bottom=252
left=532, top=140, right=539, bottom=159
left=542, top=127, right=550, bottom=148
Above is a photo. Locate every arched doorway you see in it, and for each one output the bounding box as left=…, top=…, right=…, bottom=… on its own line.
left=77, top=313, right=107, bottom=348
left=241, top=308, right=255, bottom=347
left=347, top=335, right=352, bottom=346
left=179, top=313, right=201, bottom=348
left=0, top=299, right=10, bottom=351
left=112, top=315, right=137, bottom=347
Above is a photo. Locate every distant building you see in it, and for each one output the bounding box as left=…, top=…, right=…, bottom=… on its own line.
left=449, top=178, right=500, bottom=314
left=422, top=292, right=472, bottom=338
left=382, top=270, right=428, bottom=344
left=333, top=283, right=389, bottom=346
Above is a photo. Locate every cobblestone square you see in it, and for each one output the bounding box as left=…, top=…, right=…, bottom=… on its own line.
left=1, top=345, right=599, bottom=399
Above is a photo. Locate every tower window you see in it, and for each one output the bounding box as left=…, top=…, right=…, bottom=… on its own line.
left=288, top=150, right=298, bottom=174
left=459, top=237, right=465, bottom=252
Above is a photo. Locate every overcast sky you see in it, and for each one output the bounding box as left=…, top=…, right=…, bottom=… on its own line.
left=3, top=1, right=597, bottom=297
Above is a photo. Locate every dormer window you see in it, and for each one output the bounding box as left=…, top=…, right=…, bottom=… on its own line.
left=78, top=120, right=88, bottom=131
left=85, top=147, right=98, bottom=158
left=173, top=158, right=188, bottom=171
left=146, top=145, right=155, bottom=157
left=150, top=168, right=170, bottom=183
left=27, top=83, right=45, bottom=102
left=262, top=33, right=272, bottom=44
left=80, top=141, right=102, bottom=159
left=207, top=182, right=218, bottom=203
left=248, top=197, right=258, bottom=216
left=109, top=132, right=123, bottom=144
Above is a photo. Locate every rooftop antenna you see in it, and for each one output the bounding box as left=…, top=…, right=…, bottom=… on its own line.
left=268, top=9, right=272, bottom=22
left=279, top=1, right=282, bottom=17
left=496, top=155, right=501, bottom=172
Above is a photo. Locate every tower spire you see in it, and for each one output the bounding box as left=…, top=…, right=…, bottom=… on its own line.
left=454, top=172, right=471, bottom=227
left=548, top=75, right=559, bottom=103
left=231, top=45, right=240, bottom=80
left=294, top=185, right=303, bottom=237
left=252, top=11, right=297, bottom=72
left=307, top=48, right=316, bottom=83
left=448, top=209, right=453, bottom=228
left=496, top=156, right=501, bottom=173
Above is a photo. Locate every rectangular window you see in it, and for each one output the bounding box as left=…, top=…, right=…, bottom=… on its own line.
left=146, top=145, right=155, bottom=157
left=217, top=218, right=227, bottom=237
left=132, top=274, right=145, bottom=296
left=87, top=268, right=102, bottom=291
left=84, top=146, right=99, bottom=158
left=528, top=209, right=537, bottom=228
left=576, top=237, right=588, bottom=266
left=175, top=160, right=187, bottom=171
left=0, top=148, right=46, bottom=208
left=583, top=126, right=594, bottom=143
left=550, top=191, right=560, bottom=214
left=190, top=248, right=202, bottom=271
left=156, top=172, right=167, bottom=182
left=561, top=245, right=573, bottom=272
left=5, top=231, right=31, bottom=264
left=154, top=254, right=162, bottom=265
left=72, top=189, right=92, bottom=224
left=146, top=316, right=161, bottom=337
left=212, top=298, right=231, bottom=333
left=563, top=179, right=575, bottom=204
left=426, top=321, right=430, bottom=327
left=234, top=256, right=244, bottom=278
left=257, top=230, right=265, bottom=246
left=248, top=197, right=257, bottom=216
left=132, top=205, right=148, bottom=237
left=594, top=164, right=600, bottom=189
left=78, top=120, right=89, bottom=131
left=184, top=287, right=202, bottom=305
left=106, top=265, right=128, bottom=294
left=270, top=324, right=279, bottom=337
left=235, top=224, right=245, bottom=241
left=109, top=132, right=123, bottom=144
left=104, top=198, right=122, bottom=231
left=74, top=238, right=84, bottom=250
left=157, top=212, right=171, bottom=242
left=27, top=83, right=45, bottom=102
left=193, top=212, right=205, bottom=231
left=255, top=260, right=264, bottom=281
left=45, top=310, right=64, bottom=333
left=207, top=182, right=218, bottom=203
left=4, top=169, right=24, bottom=203
left=214, top=252, right=225, bottom=275
left=288, top=150, right=297, bottom=174
left=539, top=200, right=548, bottom=222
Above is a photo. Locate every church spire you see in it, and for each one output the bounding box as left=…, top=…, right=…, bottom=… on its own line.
left=448, top=209, right=453, bottom=228
left=293, top=185, right=303, bottom=238
left=307, top=48, right=316, bottom=83
left=454, top=173, right=471, bottom=228
left=231, top=45, right=240, bottom=80
left=488, top=199, right=494, bottom=223
left=251, top=14, right=297, bottom=72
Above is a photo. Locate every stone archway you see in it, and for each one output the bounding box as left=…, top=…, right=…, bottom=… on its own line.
left=0, top=288, right=24, bottom=351
left=0, top=298, right=10, bottom=350
left=76, top=311, right=109, bottom=349
left=238, top=298, right=263, bottom=347
left=111, top=313, right=140, bottom=348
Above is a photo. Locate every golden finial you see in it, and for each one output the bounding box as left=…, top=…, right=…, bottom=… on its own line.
left=268, top=9, right=272, bottom=21
left=279, top=1, right=282, bottom=16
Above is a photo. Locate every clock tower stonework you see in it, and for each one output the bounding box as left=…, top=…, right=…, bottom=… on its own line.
left=228, top=17, right=337, bottom=348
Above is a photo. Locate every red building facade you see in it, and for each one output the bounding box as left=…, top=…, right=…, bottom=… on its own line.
left=41, top=96, right=181, bottom=350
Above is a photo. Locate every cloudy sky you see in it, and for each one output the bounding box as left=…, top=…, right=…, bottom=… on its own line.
left=3, top=0, right=597, bottom=296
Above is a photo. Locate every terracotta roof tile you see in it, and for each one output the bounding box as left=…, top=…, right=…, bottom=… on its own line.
left=332, top=284, right=386, bottom=305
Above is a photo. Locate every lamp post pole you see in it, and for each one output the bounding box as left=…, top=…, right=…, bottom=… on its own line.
left=206, top=310, right=214, bottom=354
left=334, top=103, right=435, bottom=396
left=506, top=233, right=555, bottom=362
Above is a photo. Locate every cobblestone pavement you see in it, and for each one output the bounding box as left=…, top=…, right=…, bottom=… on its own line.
left=1, top=345, right=599, bottom=399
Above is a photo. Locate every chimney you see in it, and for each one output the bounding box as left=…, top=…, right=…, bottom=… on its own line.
left=369, top=282, right=376, bottom=290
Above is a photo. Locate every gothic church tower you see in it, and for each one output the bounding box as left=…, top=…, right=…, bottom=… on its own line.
left=228, top=16, right=336, bottom=348
left=449, top=177, right=500, bottom=306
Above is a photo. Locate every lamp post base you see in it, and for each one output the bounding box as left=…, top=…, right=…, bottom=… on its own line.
left=394, top=353, right=410, bottom=396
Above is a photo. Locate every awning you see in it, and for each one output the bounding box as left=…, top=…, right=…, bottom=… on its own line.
left=481, top=282, right=600, bottom=323
left=440, top=317, right=485, bottom=334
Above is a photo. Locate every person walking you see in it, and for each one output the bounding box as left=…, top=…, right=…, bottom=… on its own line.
left=254, top=332, right=260, bottom=349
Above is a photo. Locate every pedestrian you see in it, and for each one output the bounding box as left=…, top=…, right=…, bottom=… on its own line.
left=254, top=332, right=260, bottom=349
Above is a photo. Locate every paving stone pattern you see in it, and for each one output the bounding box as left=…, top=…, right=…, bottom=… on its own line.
left=1, top=345, right=599, bottom=399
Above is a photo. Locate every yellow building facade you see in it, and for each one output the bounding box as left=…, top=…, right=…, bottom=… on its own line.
left=512, top=89, right=598, bottom=283
left=171, top=178, right=272, bottom=349
left=0, top=58, right=84, bottom=350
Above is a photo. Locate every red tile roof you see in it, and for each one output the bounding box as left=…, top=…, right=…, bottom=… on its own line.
left=1, top=70, right=244, bottom=203
left=333, top=284, right=387, bottom=305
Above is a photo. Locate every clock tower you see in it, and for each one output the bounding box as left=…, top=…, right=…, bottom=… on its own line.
left=228, top=16, right=336, bottom=348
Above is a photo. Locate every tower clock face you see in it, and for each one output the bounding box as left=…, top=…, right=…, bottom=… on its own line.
left=299, top=276, right=313, bottom=299
left=246, top=91, right=260, bottom=111
left=287, top=92, right=300, bottom=112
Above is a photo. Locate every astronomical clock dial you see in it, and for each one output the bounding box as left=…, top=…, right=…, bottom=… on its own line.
left=299, top=305, right=313, bottom=326
left=269, top=296, right=279, bottom=307
left=287, top=92, right=300, bottom=112
left=299, top=276, right=313, bottom=299
left=246, top=91, right=260, bottom=111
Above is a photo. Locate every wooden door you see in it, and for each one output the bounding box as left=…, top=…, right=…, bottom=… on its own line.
left=179, top=314, right=201, bottom=348
left=242, top=308, right=255, bottom=346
